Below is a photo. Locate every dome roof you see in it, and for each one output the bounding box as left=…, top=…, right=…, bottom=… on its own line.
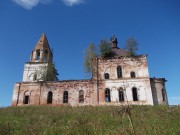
left=110, top=47, right=128, bottom=57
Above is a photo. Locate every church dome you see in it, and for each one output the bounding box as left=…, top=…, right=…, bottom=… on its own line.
left=110, top=35, right=128, bottom=57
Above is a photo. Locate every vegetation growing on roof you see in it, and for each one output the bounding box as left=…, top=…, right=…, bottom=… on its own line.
left=98, top=39, right=112, bottom=58
left=124, top=36, right=139, bottom=56
left=83, top=43, right=98, bottom=76
left=84, top=36, right=139, bottom=75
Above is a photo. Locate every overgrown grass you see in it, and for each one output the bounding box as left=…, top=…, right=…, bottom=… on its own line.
left=0, top=105, right=179, bottom=135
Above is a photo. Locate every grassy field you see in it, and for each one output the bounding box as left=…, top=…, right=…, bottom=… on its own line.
left=0, top=105, right=180, bottom=135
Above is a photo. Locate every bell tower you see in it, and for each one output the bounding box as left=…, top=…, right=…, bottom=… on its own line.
left=30, top=33, right=53, bottom=63
left=23, top=33, right=53, bottom=82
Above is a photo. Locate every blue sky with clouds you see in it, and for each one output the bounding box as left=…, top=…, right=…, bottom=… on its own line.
left=0, top=0, right=180, bottom=106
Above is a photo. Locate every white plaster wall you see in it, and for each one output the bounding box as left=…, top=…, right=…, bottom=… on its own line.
left=23, top=63, right=48, bottom=82
left=111, top=88, right=119, bottom=102
left=104, top=79, right=153, bottom=105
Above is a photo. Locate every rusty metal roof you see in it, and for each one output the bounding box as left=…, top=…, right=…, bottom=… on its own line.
left=110, top=48, right=129, bottom=57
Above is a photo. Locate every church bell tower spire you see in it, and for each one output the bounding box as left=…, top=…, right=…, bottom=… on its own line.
left=30, top=33, right=53, bottom=63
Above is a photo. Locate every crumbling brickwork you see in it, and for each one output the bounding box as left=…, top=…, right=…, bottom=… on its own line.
left=12, top=34, right=168, bottom=106
left=92, top=55, right=154, bottom=105
left=12, top=80, right=97, bottom=106
left=150, top=78, right=168, bottom=105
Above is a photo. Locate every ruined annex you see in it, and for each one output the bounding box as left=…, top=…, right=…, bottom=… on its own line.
left=12, top=33, right=168, bottom=106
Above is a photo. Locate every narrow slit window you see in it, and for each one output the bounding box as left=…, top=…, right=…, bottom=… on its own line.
left=79, top=90, right=84, bottom=103
left=117, top=66, right=122, bottom=78
left=105, top=88, right=111, bottom=102
left=162, top=89, right=166, bottom=101
left=132, top=87, right=138, bottom=101
left=63, top=91, right=68, bottom=103
left=119, top=88, right=124, bottom=102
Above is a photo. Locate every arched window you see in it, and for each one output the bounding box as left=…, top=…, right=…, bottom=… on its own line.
left=104, top=73, right=109, bottom=79
left=117, top=66, right=122, bottom=78
left=43, top=49, right=48, bottom=62
left=131, top=72, right=136, bottom=78
left=79, top=90, right=84, bottom=103
left=162, top=89, right=166, bottom=101
left=119, top=88, right=124, bottom=102
left=63, top=91, right=68, bottom=103
left=36, top=49, right=40, bottom=60
left=105, top=88, right=111, bottom=102
left=132, top=87, right=138, bottom=101
left=33, top=74, right=37, bottom=81
left=24, top=96, right=29, bottom=104
left=24, top=91, right=30, bottom=105
left=47, top=91, right=53, bottom=104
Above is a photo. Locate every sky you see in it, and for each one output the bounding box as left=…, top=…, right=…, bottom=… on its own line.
left=0, top=0, right=180, bottom=106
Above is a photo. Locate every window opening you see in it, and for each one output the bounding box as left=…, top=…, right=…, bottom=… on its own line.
left=105, top=88, right=111, bottom=102
left=24, top=95, right=29, bottom=104
left=79, top=90, right=84, bottom=103
left=104, top=73, right=109, bottom=79
left=119, top=88, right=124, bottom=101
left=63, top=91, right=68, bottom=103
left=132, top=87, right=138, bottom=101
left=162, top=89, right=166, bottom=101
left=43, top=49, right=48, bottom=62
left=33, top=74, right=37, bottom=81
left=47, top=91, right=53, bottom=104
left=36, top=49, right=40, bottom=60
left=117, top=66, right=122, bottom=78
left=131, top=72, right=136, bottom=78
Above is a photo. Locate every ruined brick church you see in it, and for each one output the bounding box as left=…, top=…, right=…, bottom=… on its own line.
left=12, top=33, right=168, bottom=106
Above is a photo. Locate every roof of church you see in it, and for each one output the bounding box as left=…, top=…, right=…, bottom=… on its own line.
left=109, top=35, right=129, bottom=57
left=110, top=47, right=129, bottom=57
left=150, top=78, right=167, bottom=82
left=33, top=33, right=51, bottom=52
left=16, top=79, right=92, bottom=84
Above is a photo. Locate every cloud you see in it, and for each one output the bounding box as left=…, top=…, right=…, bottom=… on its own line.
left=62, top=0, right=85, bottom=6
left=12, top=0, right=85, bottom=9
left=12, top=0, right=51, bottom=10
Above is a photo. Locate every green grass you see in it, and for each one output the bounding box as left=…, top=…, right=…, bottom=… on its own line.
left=0, top=105, right=180, bottom=135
